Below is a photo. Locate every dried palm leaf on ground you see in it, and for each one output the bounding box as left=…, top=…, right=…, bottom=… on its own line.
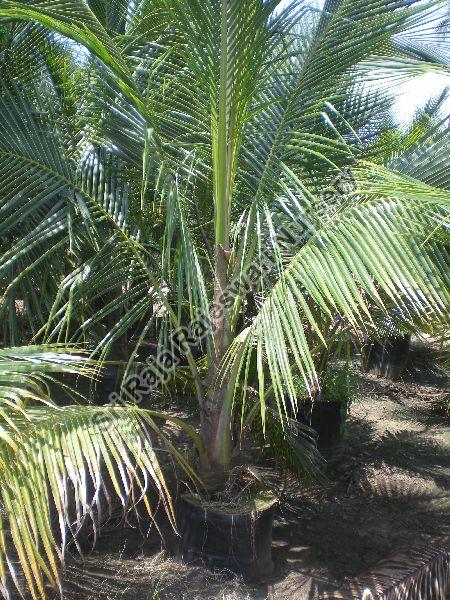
left=58, top=552, right=249, bottom=600
left=321, top=538, right=449, bottom=599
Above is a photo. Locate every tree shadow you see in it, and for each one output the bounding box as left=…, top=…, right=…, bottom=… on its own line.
left=347, top=416, right=450, bottom=487
left=262, top=409, right=449, bottom=597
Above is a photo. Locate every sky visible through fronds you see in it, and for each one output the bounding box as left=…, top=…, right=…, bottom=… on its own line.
left=278, top=0, right=450, bottom=124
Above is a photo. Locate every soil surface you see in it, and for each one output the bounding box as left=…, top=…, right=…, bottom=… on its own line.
left=57, top=367, right=449, bottom=600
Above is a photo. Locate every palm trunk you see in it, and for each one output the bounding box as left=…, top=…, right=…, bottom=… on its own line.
left=201, top=244, right=233, bottom=471
left=200, top=0, right=235, bottom=476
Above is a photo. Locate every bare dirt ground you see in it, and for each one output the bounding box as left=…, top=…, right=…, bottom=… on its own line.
left=59, top=362, right=449, bottom=600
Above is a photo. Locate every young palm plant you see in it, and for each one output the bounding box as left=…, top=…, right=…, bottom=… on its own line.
left=0, top=0, right=449, bottom=595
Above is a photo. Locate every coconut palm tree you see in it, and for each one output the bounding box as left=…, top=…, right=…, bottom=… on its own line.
left=0, top=0, right=449, bottom=596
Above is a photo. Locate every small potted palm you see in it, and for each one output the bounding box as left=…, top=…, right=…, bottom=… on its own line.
left=301, top=367, right=359, bottom=449
left=0, top=0, right=448, bottom=596
left=364, top=333, right=411, bottom=381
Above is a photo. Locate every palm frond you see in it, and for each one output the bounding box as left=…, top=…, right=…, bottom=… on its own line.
left=0, top=345, right=95, bottom=415
left=0, top=346, right=202, bottom=600
left=321, top=538, right=450, bottom=599
left=252, top=407, right=326, bottom=482
left=227, top=167, right=449, bottom=422
left=0, top=0, right=140, bottom=107
left=0, top=405, right=180, bottom=599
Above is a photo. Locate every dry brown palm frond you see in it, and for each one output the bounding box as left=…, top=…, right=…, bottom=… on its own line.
left=321, top=538, right=449, bottom=599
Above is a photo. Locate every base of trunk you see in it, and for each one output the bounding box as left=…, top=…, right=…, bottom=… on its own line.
left=178, top=493, right=277, bottom=581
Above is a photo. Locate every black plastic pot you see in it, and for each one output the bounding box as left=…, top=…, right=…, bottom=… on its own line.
left=302, top=399, right=346, bottom=448
left=365, top=335, right=411, bottom=380
left=178, top=495, right=277, bottom=581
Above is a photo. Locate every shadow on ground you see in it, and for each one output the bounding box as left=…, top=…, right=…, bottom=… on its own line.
left=48, top=372, right=449, bottom=600
left=257, top=374, right=449, bottom=599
